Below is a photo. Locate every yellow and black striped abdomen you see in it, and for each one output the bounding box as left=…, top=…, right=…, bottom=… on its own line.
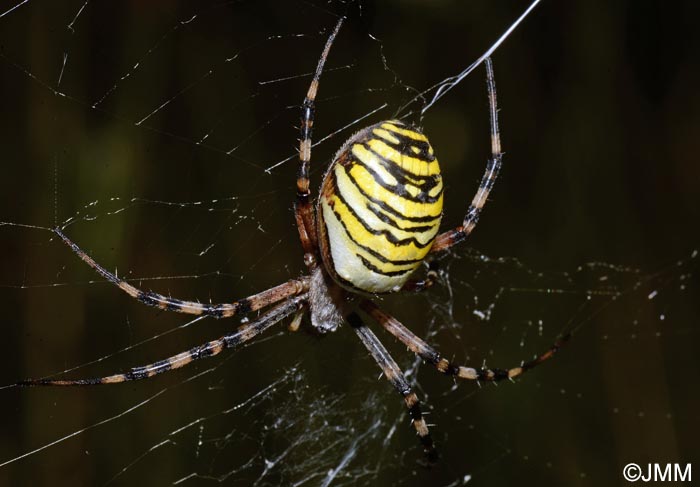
left=318, top=120, right=443, bottom=293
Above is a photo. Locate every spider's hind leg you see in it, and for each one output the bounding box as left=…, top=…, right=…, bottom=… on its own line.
left=431, top=57, right=503, bottom=255
left=294, top=17, right=344, bottom=267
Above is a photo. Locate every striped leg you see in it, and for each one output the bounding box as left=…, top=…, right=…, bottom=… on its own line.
left=347, top=312, right=438, bottom=463
left=19, top=295, right=307, bottom=386
left=54, top=227, right=309, bottom=318
left=401, top=260, right=439, bottom=293
left=294, top=17, right=344, bottom=267
left=361, top=300, right=568, bottom=382
left=431, top=57, right=502, bottom=254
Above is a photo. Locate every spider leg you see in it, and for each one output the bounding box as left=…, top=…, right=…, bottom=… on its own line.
left=287, top=307, right=304, bottom=332
left=19, top=295, right=307, bottom=386
left=294, top=16, right=344, bottom=268
left=361, top=300, right=569, bottom=382
left=54, top=227, right=309, bottom=318
left=347, top=312, right=438, bottom=463
left=431, top=57, right=503, bottom=254
left=401, top=260, right=439, bottom=293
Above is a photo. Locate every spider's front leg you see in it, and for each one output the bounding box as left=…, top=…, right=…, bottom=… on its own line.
left=361, top=300, right=569, bottom=383
left=19, top=295, right=307, bottom=386
left=54, top=228, right=308, bottom=319
left=347, top=312, right=438, bottom=464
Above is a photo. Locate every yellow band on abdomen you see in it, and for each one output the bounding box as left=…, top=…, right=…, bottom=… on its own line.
left=318, top=120, right=443, bottom=293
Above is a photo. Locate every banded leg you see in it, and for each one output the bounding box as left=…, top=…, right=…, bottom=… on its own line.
left=294, top=17, right=344, bottom=267
left=19, top=295, right=307, bottom=386
left=431, top=57, right=502, bottom=254
left=361, top=300, right=568, bottom=382
left=401, top=260, right=439, bottom=293
left=347, top=312, right=438, bottom=463
left=55, top=227, right=309, bottom=318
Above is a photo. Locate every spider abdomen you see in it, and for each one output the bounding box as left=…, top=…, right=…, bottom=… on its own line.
left=317, top=120, right=443, bottom=293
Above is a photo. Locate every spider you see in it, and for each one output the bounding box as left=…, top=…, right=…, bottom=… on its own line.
left=21, top=17, right=567, bottom=462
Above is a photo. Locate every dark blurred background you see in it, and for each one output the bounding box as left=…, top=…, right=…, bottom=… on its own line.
left=0, top=1, right=698, bottom=486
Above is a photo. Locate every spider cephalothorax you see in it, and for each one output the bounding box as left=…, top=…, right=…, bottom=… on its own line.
left=20, top=16, right=567, bottom=463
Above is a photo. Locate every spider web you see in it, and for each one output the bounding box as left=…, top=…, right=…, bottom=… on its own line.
left=1, top=1, right=699, bottom=486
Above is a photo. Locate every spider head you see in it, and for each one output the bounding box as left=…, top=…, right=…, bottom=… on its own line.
left=308, top=266, right=349, bottom=334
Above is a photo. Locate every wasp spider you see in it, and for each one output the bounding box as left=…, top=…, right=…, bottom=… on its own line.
left=21, top=17, right=567, bottom=462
